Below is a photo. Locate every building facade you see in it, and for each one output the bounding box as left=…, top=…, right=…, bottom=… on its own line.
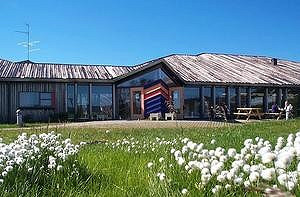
left=0, top=53, right=299, bottom=123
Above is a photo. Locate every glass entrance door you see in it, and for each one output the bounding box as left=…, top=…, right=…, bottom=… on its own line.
left=130, top=87, right=144, bottom=119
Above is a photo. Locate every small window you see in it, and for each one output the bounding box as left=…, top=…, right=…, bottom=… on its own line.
left=19, top=92, right=54, bottom=108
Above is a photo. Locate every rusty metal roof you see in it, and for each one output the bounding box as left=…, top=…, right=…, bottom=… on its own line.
left=0, top=53, right=299, bottom=85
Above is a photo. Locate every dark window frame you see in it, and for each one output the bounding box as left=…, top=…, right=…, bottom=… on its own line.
left=19, top=91, right=55, bottom=109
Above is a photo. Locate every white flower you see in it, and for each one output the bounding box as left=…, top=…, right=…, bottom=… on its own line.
left=147, top=162, right=154, bottom=168
left=212, top=185, right=221, bottom=194
left=2, top=171, right=7, bottom=177
left=210, top=139, right=216, bottom=145
left=159, top=157, right=164, bottom=163
left=227, top=148, right=236, bottom=157
left=57, top=165, right=63, bottom=171
left=157, top=172, right=166, bottom=181
left=105, top=130, right=110, bottom=134
left=225, top=184, right=231, bottom=189
left=0, top=179, right=3, bottom=184
left=261, top=168, right=275, bottom=181
left=181, top=188, right=188, bottom=195
left=244, top=180, right=251, bottom=188
left=261, top=152, right=275, bottom=164
left=249, top=172, right=259, bottom=183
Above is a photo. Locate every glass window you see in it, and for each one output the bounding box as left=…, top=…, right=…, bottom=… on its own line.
left=240, top=87, right=248, bottom=107
left=215, top=87, right=226, bottom=106
left=117, top=88, right=131, bottom=119
left=67, top=84, right=75, bottom=119
left=287, top=88, right=300, bottom=116
left=251, top=87, right=264, bottom=109
left=184, top=87, right=200, bottom=118
left=171, top=90, right=180, bottom=113
left=77, top=85, right=89, bottom=119
left=92, top=85, right=113, bottom=120
left=229, top=87, right=237, bottom=113
left=117, top=68, right=174, bottom=87
left=268, top=88, right=277, bottom=109
left=203, top=87, right=212, bottom=118
left=19, top=92, right=53, bottom=108
left=133, top=91, right=142, bottom=114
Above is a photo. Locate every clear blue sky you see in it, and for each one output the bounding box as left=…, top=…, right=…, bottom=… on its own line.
left=0, top=0, right=299, bottom=65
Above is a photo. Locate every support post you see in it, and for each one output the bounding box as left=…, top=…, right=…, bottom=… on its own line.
left=237, top=87, right=241, bottom=107
left=74, top=83, right=78, bottom=121
left=226, top=87, right=230, bottom=110
left=64, top=83, right=68, bottom=113
left=263, top=87, right=268, bottom=112
left=112, top=84, right=116, bottom=119
left=200, top=86, right=204, bottom=118
left=277, top=88, right=282, bottom=106
left=247, top=87, right=251, bottom=107
left=212, top=86, right=216, bottom=109
left=89, top=83, right=92, bottom=120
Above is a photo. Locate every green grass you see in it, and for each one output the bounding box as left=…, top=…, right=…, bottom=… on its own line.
left=1, top=119, right=300, bottom=196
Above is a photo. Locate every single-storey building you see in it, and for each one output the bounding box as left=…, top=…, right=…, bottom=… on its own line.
left=0, top=53, right=299, bottom=123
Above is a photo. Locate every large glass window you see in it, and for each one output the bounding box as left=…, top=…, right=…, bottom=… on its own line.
left=240, top=87, right=248, bottom=107
left=67, top=84, right=75, bottom=119
left=251, top=87, right=264, bottom=109
left=215, top=87, right=226, bottom=106
left=229, top=87, right=237, bottom=113
left=171, top=89, right=181, bottom=113
left=132, top=91, right=142, bottom=114
left=268, top=88, right=277, bottom=109
left=77, top=85, right=89, bottom=119
left=19, top=92, right=53, bottom=108
left=203, top=87, right=212, bottom=118
left=117, top=88, right=131, bottom=119
left=92, top=85, right=112, bottom=120
left=184, top=88, right=200, bottom=118
left=117, top=68, right=174, bottom=87
left=287, top=88, right=300, bottom=116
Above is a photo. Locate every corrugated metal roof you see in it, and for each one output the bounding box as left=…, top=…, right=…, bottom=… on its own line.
left=0, top=53, right=300, bottom=85
left=163, top=53, right=300, bottom=85
left=0, top=59, right=138, bottom=80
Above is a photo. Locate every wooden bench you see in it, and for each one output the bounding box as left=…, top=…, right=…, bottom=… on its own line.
left=234, top=108, right=263, bottom=121
left=149, top=113, right=161, bottom=121
left=264, top=112, right=283, bottom=120
left=165, top=112, right=176, bottom=120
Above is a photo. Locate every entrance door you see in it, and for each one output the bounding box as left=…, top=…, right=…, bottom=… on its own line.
left=130, top=87, right=144, bottom=119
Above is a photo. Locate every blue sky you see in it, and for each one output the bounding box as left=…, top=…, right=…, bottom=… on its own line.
left=0, top=0, right=299, bottom=65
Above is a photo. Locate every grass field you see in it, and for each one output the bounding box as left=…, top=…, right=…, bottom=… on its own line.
left=1, top=119, right=300, bottom=196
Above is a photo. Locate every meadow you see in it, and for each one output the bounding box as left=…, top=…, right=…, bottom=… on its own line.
left=0, top=119, right=300, bottom=196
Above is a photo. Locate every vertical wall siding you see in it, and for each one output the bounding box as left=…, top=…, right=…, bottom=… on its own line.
left=0, top=82, right=66, bottom=123
left=0, top=83, right=8, bottom=122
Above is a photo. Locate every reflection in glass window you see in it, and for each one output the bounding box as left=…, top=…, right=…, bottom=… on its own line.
left=171, top=90, right=180, bottom=113
left=287, top=88, right=300, bottom=116
left=117, top=88, right=131, bottom=119
left=268, top=88, right=277, bottom=109
left=132, top=91, right=142, bottom=114
left=203, top=87, right=212, bottom=118
left=77, top=85, right=89, bottom=119
left=215, top=87, right=226, bottom=106
left=92, top=85, right=112, bottom=120
left=251, top=87, right=264, bottom=109
left=117, top=68, right=174, bottom=87
left=229, top=87, right=237, bottom=113
left=67, top=84, right=75, bottom=119
left=184, top=88, right=200, bottom=118
left=240, top=87, right=248, bottom=107
left=19, top=92, right=53, bottom=108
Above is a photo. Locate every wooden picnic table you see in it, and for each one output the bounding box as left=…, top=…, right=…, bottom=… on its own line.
left=234, top=107, right=263, bottom=121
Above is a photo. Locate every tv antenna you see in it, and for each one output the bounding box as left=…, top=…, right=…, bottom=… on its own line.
left=16, top=24, right=40, bottom=60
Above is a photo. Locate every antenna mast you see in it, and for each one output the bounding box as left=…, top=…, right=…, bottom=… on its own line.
left=16, top=24, right=40, bottom=61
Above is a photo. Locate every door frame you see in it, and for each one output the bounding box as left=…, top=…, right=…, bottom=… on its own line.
left=130, top=87, right=144, bottom=120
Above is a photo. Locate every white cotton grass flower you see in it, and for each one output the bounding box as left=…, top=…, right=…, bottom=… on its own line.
left=181, top=188, right=188, bottom=195
left=157, top=172, right=166, bottom=181
left=147, top=162, right=154, bottom=168
left=105, top=130, right=110, bottom=134
left=210, top=139, right=216, bottom=145
left=159, top=157, right=164, bottom=163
